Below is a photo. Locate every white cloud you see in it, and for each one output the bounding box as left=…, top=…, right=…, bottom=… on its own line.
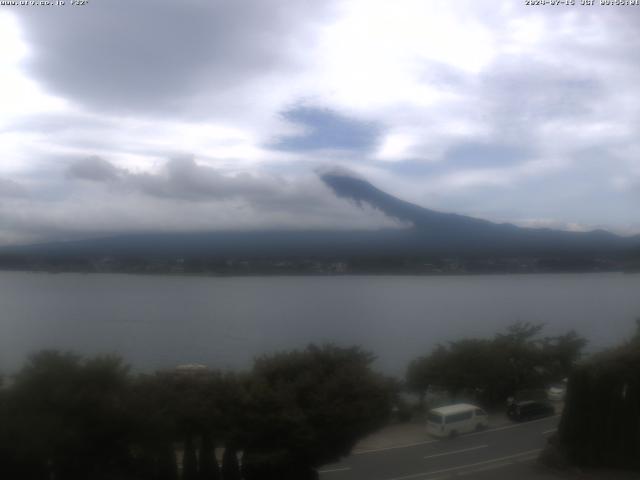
left=1, top=1, right=640, bottom=242
left=0, top=158, right=404, bottom=246
left=0, top=13, right=68, bottom=127
left=376, top=132, right=418, bottom=162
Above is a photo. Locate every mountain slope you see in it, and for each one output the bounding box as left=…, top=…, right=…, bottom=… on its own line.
left=0, top=172, right=637, bottom=260
left=320, top=172, right=632, bottom=254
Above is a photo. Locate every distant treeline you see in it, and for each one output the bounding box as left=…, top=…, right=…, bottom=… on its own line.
left=0, top=252, right=636, bottom=275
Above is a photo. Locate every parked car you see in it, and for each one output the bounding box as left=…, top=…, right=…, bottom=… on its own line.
left=507, top=400, right=555, bottom=422
left=426, top=403, right=489, bottom=438
left=547, top=380, right=567, bottom=401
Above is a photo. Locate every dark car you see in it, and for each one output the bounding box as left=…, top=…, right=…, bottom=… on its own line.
left=507, top=400, right=555, bottom=422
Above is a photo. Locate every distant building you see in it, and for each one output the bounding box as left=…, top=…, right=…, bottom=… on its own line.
left=174, top=363, right=209, bottom=374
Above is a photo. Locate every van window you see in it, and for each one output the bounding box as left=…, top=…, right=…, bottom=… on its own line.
left=444, top=410, right=472, bottom=424
left=427, top=412, right=443, bottom=424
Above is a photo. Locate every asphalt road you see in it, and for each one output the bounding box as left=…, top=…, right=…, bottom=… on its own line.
left=319, top=415, right=561, bottom=480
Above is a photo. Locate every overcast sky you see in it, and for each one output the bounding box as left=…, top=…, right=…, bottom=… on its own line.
left=0, top=0, right=639, bottom=245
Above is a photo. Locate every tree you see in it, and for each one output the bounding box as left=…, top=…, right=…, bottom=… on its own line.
left=631, top=318, right=640, bottom=346
left=183, top=436, right=198, bottom=480
left=155, top=442, right=179, bottom=480
left=128, top=373, right=180, bottom=480
left=221, top=446, right=241, bottom=480
left=198, top=432, right=220, bottom=480
left=240, top=344, right=393, bottom=480
left=7, top=351, right=133, bottom=480
left=540, top=330, right=588, bottom=382
left=406, top=345, right=449, bottom=405
left=552, top=321, right=640, bottom=470
left=406, top=323, right=587, bottom=407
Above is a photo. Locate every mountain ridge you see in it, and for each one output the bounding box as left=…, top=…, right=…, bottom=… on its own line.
left=0, top=172, right=637, bottom=261
left=320, top=172, right=622, bottom=240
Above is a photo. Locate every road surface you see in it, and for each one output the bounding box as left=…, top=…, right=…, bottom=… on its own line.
left=319, top=415, right=561, bottom=480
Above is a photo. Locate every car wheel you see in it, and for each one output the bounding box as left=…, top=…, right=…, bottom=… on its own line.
left=474, top=423, right=485, bottom=432
left=449, top=430, right=458, bottom=439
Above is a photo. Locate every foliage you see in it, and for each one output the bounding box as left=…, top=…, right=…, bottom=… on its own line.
left=557, top=321, right=640, bottom=470
left=0, top=344, right=392, bottom=479
left=198, top=432, right=220, bottom=480
left=240, top=344, right=393, bottom=479
left=183, top=436, right=198, bottom=480
left=406, top=322, right=587, bottom=407
left=221, top=447, right=241, bottom=480
left=5, top=351, right=133, bottom=480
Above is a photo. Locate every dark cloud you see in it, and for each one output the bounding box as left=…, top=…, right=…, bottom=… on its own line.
left=16, top=0, right=336, bottom=115
left=132, top=157, right=280, bottom=202
left=66, top=156, right=321, bottom=206
left=67, top=156, right=122, bottom=182
left=273, top=107, right=382, bottom=152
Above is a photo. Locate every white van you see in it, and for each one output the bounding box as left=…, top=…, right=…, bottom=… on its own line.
left=426, top=403, right=489, bottom=438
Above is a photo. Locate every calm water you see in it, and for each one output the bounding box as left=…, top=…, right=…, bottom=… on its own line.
left=1, top=272, right=639, bottom=377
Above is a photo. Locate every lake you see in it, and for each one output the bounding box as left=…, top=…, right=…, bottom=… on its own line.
left=1, top=271, right=639, bottom=377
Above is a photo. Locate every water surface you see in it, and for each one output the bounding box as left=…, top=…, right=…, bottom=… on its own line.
left=1, top=272, right=638, bottom=376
